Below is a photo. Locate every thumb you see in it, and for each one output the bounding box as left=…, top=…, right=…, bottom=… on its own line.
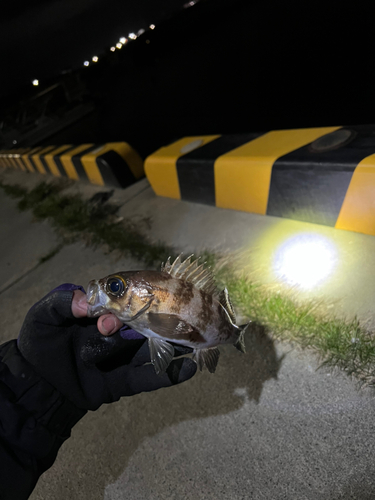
left=109, top=357, right=197, bottom=399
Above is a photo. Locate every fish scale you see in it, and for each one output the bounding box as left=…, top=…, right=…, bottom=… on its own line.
left=87, top=255, right=248, bottom=374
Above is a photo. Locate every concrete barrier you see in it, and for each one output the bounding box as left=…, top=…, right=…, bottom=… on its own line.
left=145, top=125, right=375, bottom=237
left=0, top=142, right=144, bottom=189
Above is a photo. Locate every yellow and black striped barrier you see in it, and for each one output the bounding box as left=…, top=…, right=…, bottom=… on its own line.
left=0, top=142, right=144, bottom=189
left=145, top=125, right=375, bottom=237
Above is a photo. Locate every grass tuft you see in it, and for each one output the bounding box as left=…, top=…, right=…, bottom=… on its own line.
left=0, top=180, right=173, bottom=266
left=0, top=182, right=27, bottom=199
left=216, top=264, right=375, bottom=386
left=2, top=179, right=375, bottom=385
left=38, top=245, right=63, bottom=265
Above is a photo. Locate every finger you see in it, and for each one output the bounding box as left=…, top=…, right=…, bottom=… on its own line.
left=73, top=292, right=123, bottom=334
left=71, top=290, right=88, bottom=318
left=97, top=313, right=123, bottom=336
left=80, top=331, right=145, bottom=366
left=130, top=341, right=152, bottom=366
left=171, top=344, right=194, bottom=357
left=27, top=290, right=81, bottom=327
left=124, top=357, right=197, bottom=395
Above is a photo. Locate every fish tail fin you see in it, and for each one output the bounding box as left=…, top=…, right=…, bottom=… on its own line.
left=234, top=322, right=250, bottom=354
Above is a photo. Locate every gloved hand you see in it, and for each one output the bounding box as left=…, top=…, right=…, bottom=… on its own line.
left=17, top=284, right=197, bottom=411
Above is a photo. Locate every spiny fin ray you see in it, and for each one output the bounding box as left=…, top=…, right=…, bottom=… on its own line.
left=219, top=287, right=236, bottom=324
left=162, top=254, right=219, bottom=295
left=161, top=256, right=171, bottom=273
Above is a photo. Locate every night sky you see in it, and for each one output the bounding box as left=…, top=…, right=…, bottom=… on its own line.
left=0, top=0, right=187, bottom=96
left=1, top=0, right=375, bottom=155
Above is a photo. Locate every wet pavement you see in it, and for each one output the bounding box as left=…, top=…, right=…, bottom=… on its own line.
left=1, top=168, right=375, bottom=499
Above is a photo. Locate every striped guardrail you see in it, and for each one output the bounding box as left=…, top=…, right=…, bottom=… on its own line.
left=145, top=125, right=375, bottom=236
left=0, top=142, right=144, bottom=189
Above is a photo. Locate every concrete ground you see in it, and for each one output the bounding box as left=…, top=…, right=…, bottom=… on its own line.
left=1, top=168, right=375, bottom=499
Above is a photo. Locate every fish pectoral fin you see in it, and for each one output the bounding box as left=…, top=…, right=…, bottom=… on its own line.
left=148, top=337, right=175, bottom=375
left=147, top=312, right=195, bottom=340
left=128, top=296, right=154, bottom=321
left=193, top=347, right=220, bottom=373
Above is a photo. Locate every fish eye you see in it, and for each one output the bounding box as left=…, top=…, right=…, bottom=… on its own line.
left=106, top=277, right=126, bottom=297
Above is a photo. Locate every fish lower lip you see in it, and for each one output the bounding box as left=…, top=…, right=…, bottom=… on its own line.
left=86, top=280, right=108, bottom=317
left=87, top=281, right=98, bottom=306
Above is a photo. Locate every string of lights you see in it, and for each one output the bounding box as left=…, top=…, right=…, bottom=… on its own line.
left=31, top=24, right=156, bottom=85
left=28, top=0, right=201, bottom=87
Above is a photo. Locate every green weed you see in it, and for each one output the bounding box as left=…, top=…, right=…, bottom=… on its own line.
left=216, top=265, right=375, bottom=386
left=0, top=180, right=173, bottom=266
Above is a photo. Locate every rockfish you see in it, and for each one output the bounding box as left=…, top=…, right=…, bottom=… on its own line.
left=86, top=255, right=248, bottom=374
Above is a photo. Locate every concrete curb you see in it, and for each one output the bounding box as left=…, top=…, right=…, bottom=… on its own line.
left=0, top=142, right=144, bottom=188
left=145, top=125, right=375, bottom=236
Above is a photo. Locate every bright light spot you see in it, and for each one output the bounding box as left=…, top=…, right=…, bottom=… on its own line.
left=110, top=46, right=116, bottom=52
left=128, top=33, right=137, bottom=40
left=32, top=79, right=39, bottom=86
left=149, top=24, right=155, bottom=29
left=92, top=56, right=98, bottom=62
left=119, top=37, right=127, bottom=44
left=84, top=61, right=90, bottom=66
left=12, top=140, right=17, bottom=144
left=116, top=42, right=122, bottom=49
left=273, top=233, right=336, bottom=290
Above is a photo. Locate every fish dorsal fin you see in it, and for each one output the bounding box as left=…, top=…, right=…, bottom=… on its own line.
left=163, top=253, right=194, bottom=277
left=161, top=256, right=172, bottom=273
left=162, top=254, right=219, bottom=296
left=219, top=287, right=236, bottom=324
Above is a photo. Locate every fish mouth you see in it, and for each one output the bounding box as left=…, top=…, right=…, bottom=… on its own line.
left=86, top=280, right=109, bottom=317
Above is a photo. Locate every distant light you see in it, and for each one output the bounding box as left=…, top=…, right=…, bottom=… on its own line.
left=184, top=0, right=197, bottom=7
left=12, top=140, right=17, bottom=144
left=32, top=79, right=39, bottom=86
left=146, top=39, right=150, bottom=44
left=110, top=46, right=116, bottom=52
left=128, top=33, right=137, bottom=40
left=273, top=233, right=336, bottom=290
left=149, top=24, right=155, bottom=29
left=116, top=42, right=123, bottom=49
left=137, top=29, right=145, bottom=36
left=84, top=61, right=90, bottom=66
left=92, top=56, right=98, bottom=62
left=119, top=37, right=127, bottom=44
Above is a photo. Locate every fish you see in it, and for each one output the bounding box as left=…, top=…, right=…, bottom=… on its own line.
left=86, top=254, right=248, bottom=374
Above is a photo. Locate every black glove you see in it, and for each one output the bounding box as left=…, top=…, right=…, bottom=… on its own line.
left=17, top=286, right=197, bottom=411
